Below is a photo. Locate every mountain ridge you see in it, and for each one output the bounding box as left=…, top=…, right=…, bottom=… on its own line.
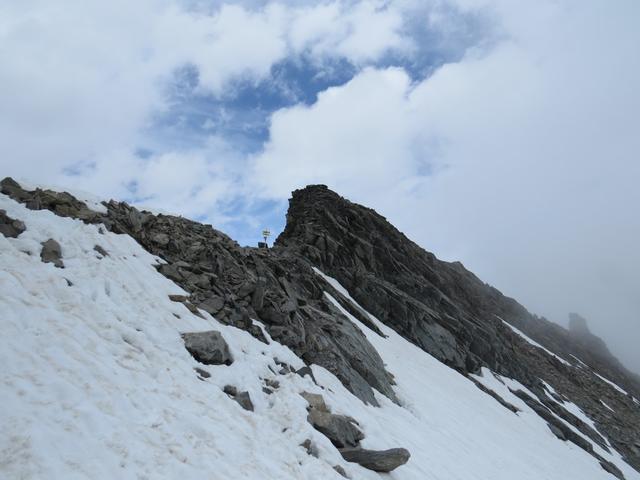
left=2, top=176, right=639, bottom=478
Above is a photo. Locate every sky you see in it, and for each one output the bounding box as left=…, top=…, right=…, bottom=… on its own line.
left=1, top=0, right=639, bottom=372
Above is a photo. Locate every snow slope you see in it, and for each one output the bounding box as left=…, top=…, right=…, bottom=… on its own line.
left=1, top=193, right=638, bottom=480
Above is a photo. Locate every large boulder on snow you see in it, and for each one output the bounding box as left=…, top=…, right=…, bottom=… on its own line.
left=307, top=408, right=364, bottom=448
left=0, top=210, right=26, bottom=238
left=339, top=447, right=410, bottom=472
left=40, top=238, right=64, bottom=268
left=181, top=331, right=233, bottom=366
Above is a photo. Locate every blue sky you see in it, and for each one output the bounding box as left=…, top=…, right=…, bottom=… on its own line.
left=2, top=0, right=640, bottom=370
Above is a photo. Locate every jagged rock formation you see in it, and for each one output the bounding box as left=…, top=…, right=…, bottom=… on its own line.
left=2, top=177, right=640, bottom=476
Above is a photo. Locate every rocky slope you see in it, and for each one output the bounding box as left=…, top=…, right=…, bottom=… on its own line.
left=1, top=177, right=639, bottom=479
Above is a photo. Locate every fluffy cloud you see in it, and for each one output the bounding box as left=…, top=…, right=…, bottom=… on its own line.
left=0, top=0, right=414, bottom=196
left=252, top=67, right=419, bottom=199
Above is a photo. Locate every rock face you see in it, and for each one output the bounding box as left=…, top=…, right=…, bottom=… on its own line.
left=181, top=331, right=233, bottom=366
left=40, top=238, right=64, bottom=268
left=2, top=177, right=640, bottom=474
left=0, top=209, right=26, bottom=238
left=339, top=447, right=410, bottom=472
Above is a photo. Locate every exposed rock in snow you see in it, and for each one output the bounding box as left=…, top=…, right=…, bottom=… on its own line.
left=40, top=238, right=63, bottom=268
left=339, top=447, right=410, bottom=472
left=0, top=209, right=26, bottom=238
left=307, top=408, right=364, bottom=449
left=182, top=331, right=233, bottom=366
left=232, top=391, right=255, bottom=412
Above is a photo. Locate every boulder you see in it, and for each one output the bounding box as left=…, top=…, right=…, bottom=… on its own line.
left=301, top=391, right=328, bottom=412
left=233, top=391, right=254, bottom=411
left=181, top=331, right=233, bottom=365
left=223, top=385, right=238, bottom=396
left=339, top=447, right=410, bottom=472
left=307, top=409, right=363, bottom=448
left=40, top=238, right=64, bottom=268
left=0, top=210, right=26, bottom=238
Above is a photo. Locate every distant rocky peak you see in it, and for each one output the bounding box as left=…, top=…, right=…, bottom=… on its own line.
left=569, top=312, right=591, bottom=335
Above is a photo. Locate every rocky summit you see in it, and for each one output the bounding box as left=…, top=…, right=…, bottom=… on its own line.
left=1, top=177, right=639, bottom=480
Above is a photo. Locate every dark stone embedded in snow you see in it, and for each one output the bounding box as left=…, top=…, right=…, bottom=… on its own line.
left=40, top=238, right=64, bottom=268
left=300, top=439, right=319, bottom=458
left=194, top=367, right=210, bottom=379
left=233, top=391, right=254, bottom=411
left=169, top=294, right=188, bottom=303
left=0, top=209, right=26, bottom=238
left=223, top=385, right=237, bottom=396
left=181, top=331, right=233, bottom=366
left=265, top=379, right=279, bottom=390
left=307, top=408, right=364, bottom=449
left=339, top=447, right=410, bottom=472
left=222, top=385, right=253, bottom=411
left=93, top=245, right=108, bottom=257
left=333, top=465, right=349, bottom=478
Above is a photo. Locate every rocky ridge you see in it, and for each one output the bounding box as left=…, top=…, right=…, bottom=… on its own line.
left=2, top=177, right=639, bottom=477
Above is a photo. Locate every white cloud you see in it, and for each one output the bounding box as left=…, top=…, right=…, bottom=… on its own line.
left=252, top=67, right=418, bottom=199
left=0, top=0, right=414, bottom=201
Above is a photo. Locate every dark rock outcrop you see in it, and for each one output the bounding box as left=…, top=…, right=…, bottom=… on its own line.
left=339, top=447, right=410, bottom=472
left=181, top=331, right=233, bottom=366
left=0, top=209, right=26, bottom=238
left=40, top=238, right=64, bottom=268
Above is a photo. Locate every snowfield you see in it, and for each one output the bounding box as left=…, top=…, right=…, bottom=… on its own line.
left=1, top=193, right=638, bottom=480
